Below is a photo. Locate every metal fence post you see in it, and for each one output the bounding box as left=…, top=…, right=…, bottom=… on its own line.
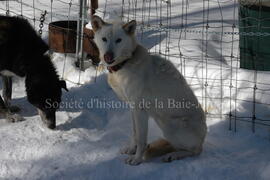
left=76, top=0, right=87, bottom=70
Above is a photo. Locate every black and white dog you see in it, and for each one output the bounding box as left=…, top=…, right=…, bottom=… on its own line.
left=0, top=15, right=68, bottom=129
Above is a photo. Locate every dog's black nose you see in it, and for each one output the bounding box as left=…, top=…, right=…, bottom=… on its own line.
left=104, top=52, right=114, bottom=64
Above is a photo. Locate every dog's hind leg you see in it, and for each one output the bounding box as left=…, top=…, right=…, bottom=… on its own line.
left=2, top=76, right=11, bottom=105
left=162, top=148, right=202, bottom=162
left=161, top=125, right=204, bottom=163
left=154, top=114, right=206, bottom=163
left=0, top=94, right=23, bottom=122
left=2, top=76, right=20, bottom=112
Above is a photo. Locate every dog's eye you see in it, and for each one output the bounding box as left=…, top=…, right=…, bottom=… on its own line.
left=102, top=37, right=107, bottom=42
left=115, top=38, right=122, bottom=43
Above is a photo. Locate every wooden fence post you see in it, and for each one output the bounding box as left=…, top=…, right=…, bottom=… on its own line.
left=90, top=0, right=98, bottom=16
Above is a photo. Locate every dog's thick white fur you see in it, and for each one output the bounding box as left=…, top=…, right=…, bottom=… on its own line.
left=91, top=16, right=207, bottom=165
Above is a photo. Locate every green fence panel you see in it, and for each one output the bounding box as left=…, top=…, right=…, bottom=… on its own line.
left=239, top=5, right=270, bottom=71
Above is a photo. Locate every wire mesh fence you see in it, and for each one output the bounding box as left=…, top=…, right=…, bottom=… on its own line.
left=0, top=0, right=270, bottom=136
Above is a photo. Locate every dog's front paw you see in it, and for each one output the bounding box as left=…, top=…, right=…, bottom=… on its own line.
left=125, top=155, right=143, bottom=166
left=121, top=145, right=137, bottom=155
left=6, top=113, right=24, bottom=122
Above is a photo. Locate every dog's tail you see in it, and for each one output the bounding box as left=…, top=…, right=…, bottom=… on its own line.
left=143, top=139, right=175, bottom=160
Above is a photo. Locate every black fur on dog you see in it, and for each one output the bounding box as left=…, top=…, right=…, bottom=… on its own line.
left=0, top=15, right=68, bottom=129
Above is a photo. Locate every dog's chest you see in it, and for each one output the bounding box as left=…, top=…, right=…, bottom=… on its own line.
left=108, top=72, right=142, bottom=101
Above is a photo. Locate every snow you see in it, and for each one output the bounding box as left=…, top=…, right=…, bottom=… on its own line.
left=0, top=0, right=270, bottom=179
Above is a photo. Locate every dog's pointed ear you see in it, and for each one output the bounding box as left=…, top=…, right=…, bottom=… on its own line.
left=91, top=15, right=106, bottom=32
left=123, top=20, right=136, bottom=35
left=59, top=80, right=68, bottom=92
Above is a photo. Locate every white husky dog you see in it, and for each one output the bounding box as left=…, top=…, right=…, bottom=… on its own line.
left=91, top=16, right=207, bottom=165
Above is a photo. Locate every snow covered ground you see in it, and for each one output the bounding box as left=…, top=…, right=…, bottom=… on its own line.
left=0, top=0, right=270, bottom=179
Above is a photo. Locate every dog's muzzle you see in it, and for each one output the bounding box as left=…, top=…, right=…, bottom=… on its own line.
left=104, top=52, right=114, bottom=64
